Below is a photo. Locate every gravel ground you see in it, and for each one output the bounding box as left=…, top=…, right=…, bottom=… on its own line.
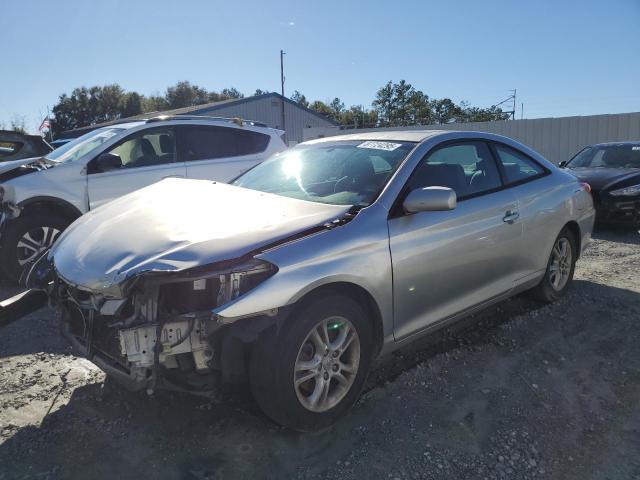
left=1, top=228, right=639, bottom=480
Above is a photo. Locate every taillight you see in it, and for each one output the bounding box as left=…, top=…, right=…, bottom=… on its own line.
left=580, top=182, right=591, bottom=193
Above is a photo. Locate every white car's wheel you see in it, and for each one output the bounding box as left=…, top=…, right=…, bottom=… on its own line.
left=1, top=213, right=67, bottom=283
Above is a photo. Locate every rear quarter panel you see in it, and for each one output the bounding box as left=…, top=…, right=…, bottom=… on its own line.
left=514, top=170, right=594, bottom=280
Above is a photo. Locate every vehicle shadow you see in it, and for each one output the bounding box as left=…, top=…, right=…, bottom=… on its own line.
left=2, top=280, right=640, bottom=479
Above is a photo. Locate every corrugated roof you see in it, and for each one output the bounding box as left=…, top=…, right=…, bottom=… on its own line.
left=59, top=92, right=337, bottom=138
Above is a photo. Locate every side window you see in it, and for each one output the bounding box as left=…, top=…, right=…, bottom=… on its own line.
left=407, top=142, right=502, bottom=199
left=236, top=129, right=270, bottom=156
left=493, top=144, right=545, bottom=184
left=179, top=126, right=270, bottom=162
left=106, top=128, right=176, bottom=169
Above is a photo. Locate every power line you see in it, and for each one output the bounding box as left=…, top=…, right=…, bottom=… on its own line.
left=494, top=89, right=517, bottom=119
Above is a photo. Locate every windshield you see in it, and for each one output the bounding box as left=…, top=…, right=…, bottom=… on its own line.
left=232, top=140, right=415, bottom=206
left=45, top=127, right=126, bottom=163
left=567, top=144, right=640, bottom=169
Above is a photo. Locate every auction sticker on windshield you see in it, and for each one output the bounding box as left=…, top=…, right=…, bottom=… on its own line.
left=357, top=141, right=402, bottom=151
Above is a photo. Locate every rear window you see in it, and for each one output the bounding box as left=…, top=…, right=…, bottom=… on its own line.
left=179, top=126, right=270, bottom=161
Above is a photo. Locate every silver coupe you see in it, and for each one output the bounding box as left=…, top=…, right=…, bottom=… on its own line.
left=9, top=130, right=595, bottom=431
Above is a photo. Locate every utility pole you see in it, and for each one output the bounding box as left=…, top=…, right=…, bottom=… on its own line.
left=511, top=89, right=517, bottom=120
left=280, top=50, right=286, bottom=143
left=521, top=103, right=524, bottom=120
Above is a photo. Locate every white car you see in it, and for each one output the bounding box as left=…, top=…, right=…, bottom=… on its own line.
left=0, top=116, right=286, bottom=280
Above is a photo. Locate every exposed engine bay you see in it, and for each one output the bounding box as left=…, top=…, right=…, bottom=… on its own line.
left=28, top=254, right=283, bottom=395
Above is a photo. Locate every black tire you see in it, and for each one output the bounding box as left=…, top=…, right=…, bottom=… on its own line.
left=249, top=293, right=373, bottom=431
left=0, top=213, right=68, bottom=283
left=530, top=227, right=577, bottom=303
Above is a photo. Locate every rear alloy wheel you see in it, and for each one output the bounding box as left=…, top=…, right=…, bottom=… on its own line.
left=0, top=213, right=67, bottom=283
left=548, top=237, right=573, bottom=291
left=531, top=227, right=577, bottom=303
left=250, top=293, right=373, bottom=431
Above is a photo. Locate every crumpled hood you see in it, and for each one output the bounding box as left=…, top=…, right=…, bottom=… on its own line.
left=0, top=157, right=42, bottom=176
left=565, top=167, right=640, bottom=191
left=51, top=178, right=351, bottom=292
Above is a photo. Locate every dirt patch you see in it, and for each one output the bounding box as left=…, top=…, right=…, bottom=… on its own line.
left=1, top=228, right=639, bottom=479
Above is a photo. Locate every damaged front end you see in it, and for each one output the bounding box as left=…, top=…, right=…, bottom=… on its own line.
left=24, top=253, right=284, bottom=396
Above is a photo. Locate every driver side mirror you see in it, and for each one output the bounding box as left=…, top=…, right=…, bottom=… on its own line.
left=403, top=186, right=457, bottom=214
left=94, top=153, right=122, bottom=172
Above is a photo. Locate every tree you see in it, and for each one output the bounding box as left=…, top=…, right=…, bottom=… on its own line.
left=10, top=115, right=26, bottom=134
left=407, top=90, right=431, bottom=125
left=457, top=102, right=510, bottom=123
left=143, top=95, right=169, bottom=113
left=120, top=92, right=143, bottom=118
left=220, top=87, right=244, bottom=99
left=391, top=80, right=413, bottom=126
left=165, top=81, right=209, bottom=109
left=51, top=86, right=124, bottom=135
left=290, top=90, right=309, bottom=108
left=309, top=100, right=334, bottom=119
left=253, top=89, right=269, bottom=96
left=329, top=98, right=345, bottom=121
left=372, top=81, right=394, bottom=125
left=431, top=98, right=461, bottom=124
left=92, top=84, right=125, bottom=123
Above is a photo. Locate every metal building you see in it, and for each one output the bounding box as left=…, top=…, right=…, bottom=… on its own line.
left=58, top=93, right=337, bottom=145
left=303, top=111, right=640, bottom=164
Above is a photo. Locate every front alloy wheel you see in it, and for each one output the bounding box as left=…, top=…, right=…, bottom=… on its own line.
left=16, top=226, right=61, bottom=266
left=294, top=316, right=360, bottom=413
left=0, top=213, right=68, bottom=283
left=250, top=293, right=373, bottom=431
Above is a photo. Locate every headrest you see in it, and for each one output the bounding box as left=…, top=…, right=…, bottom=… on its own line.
left=139, top=138, right=155, bottom=156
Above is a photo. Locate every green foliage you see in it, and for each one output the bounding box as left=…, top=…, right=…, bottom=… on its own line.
left=290, top=90, right=309, bottom=108
left=221, top=88, right=244, bottom=99
left=309, top=100, right=333, bottom=117
left=368, top=80, right=509, bottom=127
left=51, top=82, right=251, bottom=136
left=166, top=81, right=209, bottom=109
left=49, top=79, right=511, bottom=136
left=10, top=115, right=26, bottom=134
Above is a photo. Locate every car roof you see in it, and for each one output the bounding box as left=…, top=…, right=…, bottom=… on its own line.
left=303, top=129, right=449, bottom=144
left=98, top=121, right=146, bottom=130
left=591, top=140, right=640, bottom=147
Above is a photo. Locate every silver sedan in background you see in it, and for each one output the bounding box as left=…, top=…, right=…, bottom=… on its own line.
left=9, top=130, right=595, bottom=431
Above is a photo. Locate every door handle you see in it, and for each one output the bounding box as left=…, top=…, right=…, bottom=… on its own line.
left=503, top=210, right=520, bottom=224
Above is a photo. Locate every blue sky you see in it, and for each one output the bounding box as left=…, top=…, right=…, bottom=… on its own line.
left=1, top=0, right=639, bottom=132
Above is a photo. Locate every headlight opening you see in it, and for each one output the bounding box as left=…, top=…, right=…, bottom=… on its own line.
left=158, top=259, right=276, bottom=314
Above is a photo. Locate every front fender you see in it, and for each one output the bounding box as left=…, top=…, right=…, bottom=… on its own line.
left=213, top=204, right=394, bottom=338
